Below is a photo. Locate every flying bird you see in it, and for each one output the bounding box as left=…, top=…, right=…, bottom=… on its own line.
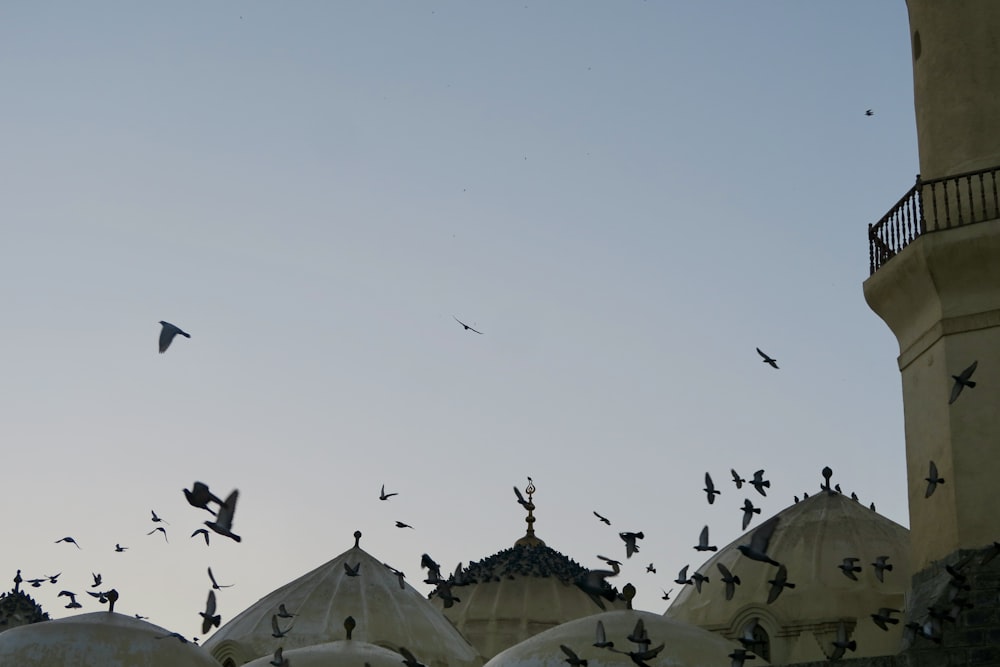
left=593, top=619, right=614, bottom=648
left=379, top=484, right=398, bottom=500
left=207, top=567, right=233, bottom=590
left=453, top=317, right=483, bottom=334
left=703, top=472, right=721, bottom=504
left=395, top=521, right=414, bottom=529
left=399, top=647, right=426, bottom=667
left=645, top=563, right=656, bottom=573
left=626, top=618, right=649, bottom=648
left=737, top=517, right=781, bottom=566
left=184, top=482, right=223, bottom=515
left=114, top=543, right=128, bottom=552
left=58, top=590, right=82, bottom=608
left=277, top=603, right=295, bottom=618
left=829, top=621, right=857, bottom=660
left=694, top=525, right=717, bottom=552
left=91, top=573, right=102, bottom=588
left=767, top=564, right=795, bottom=603
left=191, top=529, right=210, bottom=545
left=728, top=648, right=755, bottom=667
left=839, top=557, right=862, bottom=581
left=344, top=562, right=360, bottom=577
left=150, top=510, right=168, bottom=525
left=949, top=360, right=978, bottom=404
left=716, top=563, right=741, bottom=601
left=593, top=511, right=611, bottom=525
left=205, top=489, right=242, bottom=542
left=925, top=461, right=945, bottom=498
left=270, top=614, right=294, bottom=638
left=200, top=590, right=221, bottom=634
left=660, top=588, right=673, bottom=601
left=691, top=570, right=710, bottom=593
left=872, top=556, right=893, bottom=582
left=432, top=580, right=461, bottom=608
left=731, top=469, right=745, bottom=489
left=750, top=470, right=770, bottom=496
left=270, top=647, right=290, bottom=667
left=158, top=321, right=191, bottom=353
left=865, top=109, right=874, bottom=116
left=741, top=499, right=761, bottom=530
left=560, top=644, right=588, bottom=667
left=674, top=565, right=693, bottom=586
left=55, top=536, right=81, bottom=549
left=756, top=347, right=779, bottom=369
left=513, top=486, right=534, bottom=510
left=871, top=608, right=900, bottom=631
left=619, top=531, right=644, bottom=558
left=147, top=527, right=169, bottom=543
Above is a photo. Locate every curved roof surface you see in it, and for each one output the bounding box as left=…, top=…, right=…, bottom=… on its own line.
left=243, top=639, right=413, bottom=667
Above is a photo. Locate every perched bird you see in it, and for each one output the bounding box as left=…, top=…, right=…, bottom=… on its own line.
left=691, top=570, right=710, bottom=593
left=158, top=321, right=191, bottom=353
left=925, top=461, right=945, bottom=498
left=134, top=614, right=148, bottom=620
left=59, top=590, right=82, bottom=609
left=829, top=621, right=857, bottom=660
left=593, top=511, right=611, bottom=525
left=731, top=469, right=745, bottom=489
left=191, top=529, right=210, bottom=545
left=147, top=527, right=169, bottom=543
left=703, top=472, right=721, bottom=504
left=55, top=536, right=81, bottom=549
left=276, top=603, right=295, bottom=618
left=114, top=544, right=128, bottom=552
left=453, top=317, right=483, bottom=335
left=717, top=563, right=741, bottom=601
left=560, top=644, right=588, bottom=667
left=269, top=647, right=290, bottom=667
left=750, top=470, right=770, bottom=496
left=395, top=521, right=414, bottom=529
left=205, top=489, right=242, bottom=542
left=344, top=562, right=360, bottom=577
left=660, top=588, right=673, bottom=601
left=271, top=614, right=294, bottom=638
left=949, top=361, right=978, bottom=404
left=871, top=608, right=901, bottom=631
left=737, top=517, right=781, bottom=566
left=207, top=567, right=233, bottom=590
left=593, top=619, right=614, bottom=648
left=674, top=565, right=693, bottom=586
left=184, top=482, right=223, bottom=515
left=839, top=557, right=863, bottom=581
left=619, top=531, right=644, bottom=558
left=756, top=347, right=779, bottom=369
left=151, top=510, right=168, bottom=525
left=91, top=573, right=102, bottom=588
left=694, top=525, right=717, bottom=552
left=741, top=499, right=761, bottom=530
left=379, top=484, right=398, bottom=500
left=865, top=109, right=874, bottom=116
left=200, top=590, right=221, bottom=634
left=766, top=564, right=795, bottom=603
left=399, top=647, right=426, bottom=667
left=872, top=556, right=893, bottom=582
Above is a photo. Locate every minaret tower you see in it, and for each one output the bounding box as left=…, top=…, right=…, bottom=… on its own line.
left=864, top=2, right=1000, bottom=570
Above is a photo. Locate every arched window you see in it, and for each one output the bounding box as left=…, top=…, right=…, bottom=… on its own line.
left=222, top=659, right=236, bottom=667
left=742, top=621, right=770, bottom=661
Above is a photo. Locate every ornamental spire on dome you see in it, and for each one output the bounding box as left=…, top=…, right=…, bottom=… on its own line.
left=514, top=477, right=545, bottom=548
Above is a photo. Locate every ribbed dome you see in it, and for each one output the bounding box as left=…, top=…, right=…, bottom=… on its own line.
left=484, top=609, right=748, bottom=667
left=436, top=544, right=626, bottom=661
left=0, top=611, right=219, bottom=666
left=666, top=492, right=910, bottom=664
left=203, top=536, right=478, bottom=667
left=243, top=639, right=411, bottom=667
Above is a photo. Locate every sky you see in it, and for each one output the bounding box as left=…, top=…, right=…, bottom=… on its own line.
left=1, top=0, right=918, bottom=644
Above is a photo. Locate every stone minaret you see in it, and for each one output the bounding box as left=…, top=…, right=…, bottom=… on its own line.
left=864, top=2, right=1000, bottom=571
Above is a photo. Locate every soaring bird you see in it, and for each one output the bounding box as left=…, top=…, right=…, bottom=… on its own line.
left=737, top=517, right=781, bottom=566
left=767, top=564, right=795, bottom=603
left=271, top=614, right=294, bottom=638
left=205, top=489, right=242, bottom=542
left=694, top=525, right=717, bottom=552
left=717, top=563, right=741, bottom=601
left=596, top=555, right=622, bottom=571
left=147, top=527, right=169, bottom=543
left=691, top=570, right=710, bottom=593
left=200, top=590, right=221, bottom=634
left=151, top=510, right=169, bottom=525
left=839, top=557, right=863, bottom=581
left=207, top=567, right=233, bottom=590
left=871, top=608, right=900, bottom=631
left=829, top=621, right=857, bottom=660
left=593, top=619, right=614, bottom=648
left=703, top=472, right=721, bottom=504
left=674, top=565, right=693, bottom=586
left=925, top=461, right=945, bottom=498
left=191, top=529, right=210, bottom=545
left=593, top=511, right=611, bottom=525
left=741, top=499, right=761, bottom=530
left=872, top=556, right=893, bottom=582
left=184, top=482, right=223, bottom=515
left=560, top=644, right=588, bottom=667
left=731, top=469, right=745, bottom=489
left=59, top=590, right=82, bottom=609
left=949, top=360, right=978, bottom=404
left=756, top=347, right=779, bottom=369
left=432, top=580, right=461, bottom=608
left=453, top=317, right=483, bottom=334
left=158, top=321, right=191, bottom=353
left=379, top=484, right=398, bottom=501
left=660, top=588, right=673, bottom=601
left=619, top=531, right=644, bottom=558
left=728, top=648, right=756, bottom=667
left=395, top=521, right=414, bottom=529
left=626, top=618, right=649, bottom=648
left=114, top=543, right=128, bottom=552
left=55, top=536, right=81, bottom=549
left=750, top=470, right=770, bottom=496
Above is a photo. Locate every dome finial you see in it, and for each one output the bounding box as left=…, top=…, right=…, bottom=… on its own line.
left=515, top=477, right=545, bottom=547
left=353, top=531, right=362, bottom=548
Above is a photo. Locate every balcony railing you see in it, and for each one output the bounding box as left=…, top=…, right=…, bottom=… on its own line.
left=868, top=165, right=1000, bottom=275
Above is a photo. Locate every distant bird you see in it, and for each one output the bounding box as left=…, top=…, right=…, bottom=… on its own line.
left=184, top=482, right=223, bottom=515
left=270, top=647, right=290, bottom=667
left=593, top=511, right=611, bottom=525
left=114, top=543, right=128, bottom=552
left=731, top=469, right=745, bottom=489
left=344, top=562, right=360, bottom=577
left=850, top=492, right=859, bottom=501
left=756, top=347, right=779, bottom=369
left=207, top=567, right=233, bottom=590
left=871, top=608, right=900, bottom=631
left=191, top=529, right=210, bottom=545
left=925, top=461, right=945, bottom=498
left=158, top=321, right=191, bottom=353
left=55, top=536, right=81, bottom=549
left=91, top=573, right=102, bottom=588
left=395, top=521, right=414, bottom=529
left=379, top=484, right=398, bottom=500
left=619, top=531, right=644, bottom=558
left=694, top=525, right=717, bottom=552
left=151, top=510, right=169, bottom=525
left=767, top=564, right=795, bottom=603
left=674, top=565, right=693, bottom=586
left=46, top=573, right=61, bottom=584
left=660, top=588, right=673, bottom=601
left=399, top=647, right=426, bottom=667
left=646, top=563, right=656, bottom=573
left=593, top=619, right=614, bottom=648
left=691, top=570, right=710, bottom=593
left=277, top=603, right=295, bottom=618
left=737, top=517, right=781, bottom=566
left=829, top=621, right=857, bottom=660
left=200, top=590, right=221, bottom=634
left=872, top=556, right=893, bottom=582
left=703, top=472, right=721, bottom=504
left=717, top=563, right=741, bottom=601
left=271, top=614, right=294, bottom=638
left=865, top=109, right=874, bottom=116
left=59, top=590, right=82, bottom=609
left=134, top=614, right=148, bottom=620
left=750, top=470, right=770, bottom=496
left=949, top=360, right=978, bottom=404
left=560, top=644, right=588, bottom=667
left=453, top=317, right=483, bottom=334
left=839, top=557, right=863, bottom=581
left=205, top=489, right=242, bottom=542
left=25, top=577, right=45, bottom=588
left=147, top=527, right=169, bottom=543
left=741, top=499, right=761, bottom=530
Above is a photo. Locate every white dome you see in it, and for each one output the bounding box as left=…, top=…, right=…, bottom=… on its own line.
left=243, top=640, right=412, bottom=667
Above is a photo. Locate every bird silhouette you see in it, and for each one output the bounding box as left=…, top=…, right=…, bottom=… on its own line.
left=839, top=557, right=862, bottom=581
left=865, top=109, right=874, bottom=116
left=114, top=544, right=128, bottom=552
left=184, top=482, right=223, bottom=515
left=949, top=360, right=978, bottom=404
left=872, top=556, right=893, bottom=582
left=399, top=647, right=426, bottom=667
left=344, top=562, right=360, bottom=577
left=767, top=564, right=795, bottom=603
left=731, top=469, right=745, bottom=489
left=91, top=573, right=102, bottom=588
left=741, top=498, right=761, bottom=530
left=513, top=486, right=534, bottom=510
left=150, top=510, right=168, bottom=525
left=756, top=347, right=779, bottom=369
left=619, top=531, right=644, bottom=558
left=750, top=470, right=770, bottom=496
left=674, top=565, right=693, bottom=586
left=200, top=590, right=221, bottom=634
left=593, top=619, right=614, bottom=648
left=205, top=489, right=241, bottom=542
left=560, top=644, right=588, bottom=667
left=829, top=621, right=857, bottom=660
left=925, top=461, right=945, bottom=498
left=593, top=511, right=611, bottom=525
left=871, top=608, right=900, bottom=631
left=395, top=521, right=414, bottom=529
left=191, top=529, right=210, bottom=545
left=277, top=603, right=295, bottom=618
left=694, top=525, right=717, bottom=552
left=270, top=614, right=294, bottom=638
left=158, top=321, right=191, bottom=353
left=737, top=517, right=781, bottom=566
left=379, top=484, right=398, bottom=500
left=453, top=317, right=483, bottom=334
left=660, top=588, right=673, bottom=601
left=691, top=570, right=710, bottom=593
left=703, top=472, right=721, bottom=504
left=55, top=537, right=81, bottom=549
left=646, top=563, right=656, bottom=573
left=716, top=563, right=741, bottom=601
left=147, top=527, right=169, bottom=543
left=58, top=590, right=82, bottom=609
left=207, top=567, right=233, bottom=590
left=269, top=646, right=290, bottom=667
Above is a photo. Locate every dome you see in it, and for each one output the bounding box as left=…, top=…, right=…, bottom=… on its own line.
left=203, top=533, right=478, bottom=667
left=243, top=639, right=411, bottom=667
left=666, top=492, right=910, bottom=664
left=484, top=609, right=750, bottom=667
left=0, top=611, right=219, bottom=666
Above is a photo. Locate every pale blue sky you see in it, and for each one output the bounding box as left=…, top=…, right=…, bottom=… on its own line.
left=2, top=1, right=916, bottom=640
